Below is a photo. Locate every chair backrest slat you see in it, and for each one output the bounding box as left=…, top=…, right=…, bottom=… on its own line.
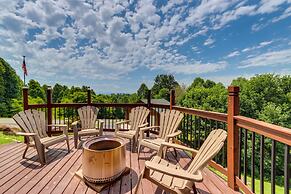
left=78, top=106, right=99, bottom=129
left=158, top=110, right=183, bottom=139
left=13, top=109, right=48, bottom=138
left=129, top=106, right=150, bottom=130
left=188, top=129, right=227, bottom=173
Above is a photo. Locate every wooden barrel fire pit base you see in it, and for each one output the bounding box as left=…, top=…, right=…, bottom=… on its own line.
left=82, top=136, right=126, bottom=184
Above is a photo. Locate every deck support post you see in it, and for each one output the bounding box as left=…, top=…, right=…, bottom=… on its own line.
left=22, top=87, right=29, bottom=111
left=170, top=89, right=175, bottom=110
left=47, top=87, right=52, bottom=137
left=87, top=87, right=91, bottom=105
left=22, top=87, right=29, bottom=144
left=146, top=90, right=151, bottom=137
left=227, top=86, right=240, bottom=191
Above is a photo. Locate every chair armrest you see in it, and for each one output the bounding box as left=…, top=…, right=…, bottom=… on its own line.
left=47, top=124, right=67, bottom=127
left=145, top=161, right=203, bottom=182
left=115, top=120, right=130, bottom=125
left=16, top=132, right=36, bottom=136
left=137, top=123, right=148, bottom=128
left=140, top=126, right=160, bottom=132
left=139, top=126, right=160, bottom=139
left=158, top=142, right=198, bottom=157
left=165, top=130, right=181, bottom=141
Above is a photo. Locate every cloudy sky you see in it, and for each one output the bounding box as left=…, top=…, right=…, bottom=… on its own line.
left=0, top=0, right=290, bottom=93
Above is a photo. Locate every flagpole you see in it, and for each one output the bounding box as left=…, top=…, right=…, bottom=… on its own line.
left=23, top=56, right=26, bottom=86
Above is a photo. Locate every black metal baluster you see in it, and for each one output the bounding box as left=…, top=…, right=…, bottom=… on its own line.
left=190, top=115, right=193, bottom=147
left=198, top=117, right=201, bottom=147
left=284, top=145, right=290, bottom=194
left=260, top=135, right=265, bottom=194
left=244, top=129, right=248, bottom=184
left=251, top=132, right=255, bottom=192
left=238, top=128, right=242, bottom=179
left=271, top=140, right=276, bottom=194
left=194, top=116, right=197, bottom=148
left=183, top=113, right=186, bottom=143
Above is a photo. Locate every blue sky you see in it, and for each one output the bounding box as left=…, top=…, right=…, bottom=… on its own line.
left=0, top=0, right=290, bottom=93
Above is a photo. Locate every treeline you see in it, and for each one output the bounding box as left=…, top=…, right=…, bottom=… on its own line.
left=1, top=57, right=291, bottom=129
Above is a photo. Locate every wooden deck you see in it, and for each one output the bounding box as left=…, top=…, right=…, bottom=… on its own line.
left=0, top=133, right=238, bottom=194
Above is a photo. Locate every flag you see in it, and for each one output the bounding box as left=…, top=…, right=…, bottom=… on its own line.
left=22, top=56, right=27, bottom=76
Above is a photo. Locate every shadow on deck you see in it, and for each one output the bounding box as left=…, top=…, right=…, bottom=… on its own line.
left=0, top=133, right=238, bottom=194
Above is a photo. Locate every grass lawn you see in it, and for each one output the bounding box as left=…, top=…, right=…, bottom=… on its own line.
left=0, top=131, right=23, bottom=145
left=209, top=167, right=287, bottom=194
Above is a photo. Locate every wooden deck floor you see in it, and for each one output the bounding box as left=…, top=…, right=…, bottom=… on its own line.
left=0, top=133, right=238, bottom=194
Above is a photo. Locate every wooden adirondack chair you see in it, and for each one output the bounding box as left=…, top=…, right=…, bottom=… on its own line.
left=135, top=129, right=227, bottom=194
left=137, top=109, right=183, bottom=158
left=13, top=109, right=70, bottom=165
left=115, top=106, right=150, bottom=150
left=73, top=106, right=104, bottom=148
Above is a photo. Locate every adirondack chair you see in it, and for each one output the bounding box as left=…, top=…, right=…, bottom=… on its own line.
left=13, top=109, right=70, bottom=165
left=115, top=106, right=150, bottom=151
left=135, top=129, right=227, bottom=194
left=137, top=109, right=183, bottom=158
left=73, top=106, right=104, bottom=148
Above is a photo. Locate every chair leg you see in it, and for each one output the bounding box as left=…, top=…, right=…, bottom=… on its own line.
left=192, top=183, right=198, bottom=194
left=66, top=138, right=70, bottom=153
left=174, top=147, right=178, bottom=157
left=74, top=134, right=78, bottom=149
left=137, top=144, right=142, bottom=159
left=22, top=144, right=29, bottom=159
left=134, top=169, right=145, bottom=194
left=35, top=143, right=46, bottom=165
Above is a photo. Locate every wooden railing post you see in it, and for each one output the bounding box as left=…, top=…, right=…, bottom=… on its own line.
left=147, top=90, right=151, bottom=137
left=47, top=86, right=52, bottom=137
left=170, top=89, right=175, bottom=110
left=87, top=87, right=91, bottom=105
left=22, top=87, right=29, bottom=110
left=227, top=86, right=240, bottom=191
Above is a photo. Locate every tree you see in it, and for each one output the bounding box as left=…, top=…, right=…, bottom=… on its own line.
left=151, top=74, right=179, bottom=100
left=154, top=88, right=169, bottom=100
left=0, top=58, right=22, bottom=117
left=137, top=83, right=148, bottom=99
left=28, top=79, right=45, bottom=100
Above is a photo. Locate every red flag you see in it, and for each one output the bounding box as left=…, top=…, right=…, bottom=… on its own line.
left=22, top=56, right=28, bottom=76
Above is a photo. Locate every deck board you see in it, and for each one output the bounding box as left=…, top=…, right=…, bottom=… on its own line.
left=0, top=134, right=239, bottom=194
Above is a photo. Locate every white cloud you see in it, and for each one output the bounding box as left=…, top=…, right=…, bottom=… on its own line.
left=226, top=51, right=240, bottom=58
left=239, top=48, right=291, bottom=68
left=204, top=37, right=215, bottom=46
left=272, top=6, right=291, bottom=22
left=256, top=0, right=288, bottom=14
left=242, top=40, right=273, bottom=52
left=156, top=61, right=227, bottom=74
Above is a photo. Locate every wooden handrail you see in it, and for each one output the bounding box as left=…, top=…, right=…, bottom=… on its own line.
left=172, top=106, right=227, bottom=122
left=234, top=116, right=291, bottom=146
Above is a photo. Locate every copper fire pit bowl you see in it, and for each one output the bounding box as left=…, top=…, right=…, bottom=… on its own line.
left=82, top=136, right=126, bottom=183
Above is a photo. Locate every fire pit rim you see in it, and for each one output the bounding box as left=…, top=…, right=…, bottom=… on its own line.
left=83, top=135, right=125, bottom=153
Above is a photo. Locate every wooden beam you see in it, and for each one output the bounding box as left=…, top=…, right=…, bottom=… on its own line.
left=87, top=88, right=91, bottom=105
left=227, top=86, right=240, bottom=191
left=170, top=89, right=175, bottom=110
left=47, top=87, right=52, bottom=137
left=22, top=87, right=29, bottom=110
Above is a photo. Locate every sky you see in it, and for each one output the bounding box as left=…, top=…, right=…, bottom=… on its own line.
left=0, top=0, right=290, bottom=93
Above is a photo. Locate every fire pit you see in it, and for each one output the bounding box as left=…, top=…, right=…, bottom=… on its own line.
left=82, top=136, right=126, bottom=183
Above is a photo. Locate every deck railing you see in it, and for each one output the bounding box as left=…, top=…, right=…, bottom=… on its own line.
left=22, top=86, right=290, bottom=194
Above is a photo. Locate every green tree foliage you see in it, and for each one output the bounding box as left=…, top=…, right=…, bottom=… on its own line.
left=0, top=58, right=22, bottom=117
left=180, top=78, right=227, bottom=113
left=28, top=79, right=45, bottom=100
left=151, top=74, right=179, bottom=100
left=137, top=83, right=148, bottom=99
